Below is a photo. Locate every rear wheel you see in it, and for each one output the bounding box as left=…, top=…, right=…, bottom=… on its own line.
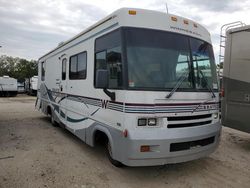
left=106, top=140, right=123, bottom=167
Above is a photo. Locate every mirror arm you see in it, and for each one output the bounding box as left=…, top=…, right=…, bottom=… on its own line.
left=103, top=88, right=116, bottom=101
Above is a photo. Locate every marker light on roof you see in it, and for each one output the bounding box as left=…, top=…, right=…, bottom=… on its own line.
left=184, top=20, right=189, bottom=25
left=128, top=10, right=137, bottom=15
left=171, top=16, right=177, bottom=22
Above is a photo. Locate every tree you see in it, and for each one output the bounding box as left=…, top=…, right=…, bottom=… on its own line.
left=0, top=55, right=38, bottom=82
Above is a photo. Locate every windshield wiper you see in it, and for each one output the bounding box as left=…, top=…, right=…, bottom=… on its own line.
left=198, top=69, right=216, bottom=98
left=166, top=71, right=189, bottom=99
left=191, top=70, right=216, bottom=113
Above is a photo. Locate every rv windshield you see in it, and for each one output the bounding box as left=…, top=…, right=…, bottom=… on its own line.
left=124, top=27, right=218, bottom=91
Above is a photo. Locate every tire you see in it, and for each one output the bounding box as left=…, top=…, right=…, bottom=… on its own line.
left=50, top=110, right=57, bottom=126
left=106, top=140, right=123, bottom=167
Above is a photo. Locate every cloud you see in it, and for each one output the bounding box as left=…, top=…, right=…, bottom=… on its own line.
left=185, top=0, right=242, bottom=12
left=0, top=0, right=107, bottom=59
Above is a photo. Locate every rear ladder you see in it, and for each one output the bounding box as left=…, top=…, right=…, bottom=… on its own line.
left=219, top=21, right=245, bottom=66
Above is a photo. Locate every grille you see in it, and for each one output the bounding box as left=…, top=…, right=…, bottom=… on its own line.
left=170, top=136, right=215, bottom=152
left=167, top=114, right=212, bottom=128
left=168, top=114, right=212, bottom=121
left=168, top=120, right=212, bottom=128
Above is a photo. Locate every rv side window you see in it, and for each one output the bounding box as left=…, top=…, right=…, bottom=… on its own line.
left=62, top=58, right=66, bottom=80
left=69, top=52, right=87, bottom=80
left=94, top=29, right=123, bottom=89
left=41, top=62, right=45, bottom=81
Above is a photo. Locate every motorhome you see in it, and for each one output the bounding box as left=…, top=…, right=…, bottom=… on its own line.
left=37, top=8, right=221, bottom=167
left=222, top=25, right=250, bottom=133
left=0, top=76, right=18, bottom=97
left=25, top=76, right=38, bottom=95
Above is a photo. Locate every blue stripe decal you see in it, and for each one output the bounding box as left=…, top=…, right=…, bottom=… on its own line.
left=60, top=111, right=66, bottom=118
left=67, top=116, right=88, bottom=123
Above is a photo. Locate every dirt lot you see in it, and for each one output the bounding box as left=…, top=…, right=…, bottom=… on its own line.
left=0, top=95, right=250, bottom=188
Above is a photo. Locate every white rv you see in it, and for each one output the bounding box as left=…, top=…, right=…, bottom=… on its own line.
left=0, top=76, right=18, bottom=97
left=25, top=76, right=38, bottom=95
left=37, top=8, right=221, bottom=167
left=222, top=25, right=250, bottom=133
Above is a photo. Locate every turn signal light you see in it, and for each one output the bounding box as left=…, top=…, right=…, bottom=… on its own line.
left=184, top=20, right=189, bottom=25
left=129, top=10, right=137, bottom=15
left=221, top=88, right=225, bottom=97
left=171, top=16, right=177, bottom=22
left=141, top=145, right=150, bottom=152
left=123, top=129, right=128, bottom=137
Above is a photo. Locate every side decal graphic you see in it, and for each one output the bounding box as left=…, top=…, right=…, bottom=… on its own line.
left=40, top=84, right=219, bottom=116
left=40, top=83, right=99, bottom=123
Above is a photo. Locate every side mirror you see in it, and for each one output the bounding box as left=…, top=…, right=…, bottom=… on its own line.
left=95, top=69, right=116, bottom=101
left=96, top=69, right=108, bottom=88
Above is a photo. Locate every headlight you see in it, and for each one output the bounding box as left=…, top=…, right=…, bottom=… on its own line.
left=213, top=113, right=219, bottom=119
left=138, top=118, right=147, bottom=126
left=148, top=118, right=157, bottom=126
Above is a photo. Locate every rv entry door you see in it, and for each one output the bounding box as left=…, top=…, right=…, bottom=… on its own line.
left=58, top=57, right=68, bottom=123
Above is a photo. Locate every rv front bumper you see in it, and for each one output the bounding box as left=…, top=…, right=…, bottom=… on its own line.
left=117, top=121, right=221, bottom=167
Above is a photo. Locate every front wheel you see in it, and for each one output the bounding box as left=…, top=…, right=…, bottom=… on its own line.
left=50, top=111, right=57, bottom=126
left=106, top=140, right=123, bottom=168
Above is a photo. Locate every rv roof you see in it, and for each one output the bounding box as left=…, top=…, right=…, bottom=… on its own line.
left=39, top=8, right=211, bottom=61
left=228, top=25, right=250, bottom=34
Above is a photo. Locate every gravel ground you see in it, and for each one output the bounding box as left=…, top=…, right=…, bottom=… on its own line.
left=0, top=95, right=250, bottom=188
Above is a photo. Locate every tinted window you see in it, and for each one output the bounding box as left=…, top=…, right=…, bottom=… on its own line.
left=95, top=30, right=121, bottom=52
left=124, top=27, right=217, bottom=90
left=69, top=52, right=87, bottom=80
left=62, top=58, right=66, bottom=80
left=78, top=53, right=87, bottom=78
left=107, top=47, right=122, bottom=88
left=190, top=39, right=217, bottom=89
left=96, top=51, right=107, bottom=70
left=95, top=30, right=123, bottom=88
left=41, top=61, right=45, bottom=81
left=125, top=28, right=191, bottom=89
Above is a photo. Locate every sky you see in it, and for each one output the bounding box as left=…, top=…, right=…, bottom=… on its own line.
left=0, top=0, right=250, bottom=63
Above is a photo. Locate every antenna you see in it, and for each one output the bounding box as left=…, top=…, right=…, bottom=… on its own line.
left=165, top=2, right=169, bottom=14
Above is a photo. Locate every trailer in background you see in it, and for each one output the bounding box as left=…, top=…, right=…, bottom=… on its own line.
left=222, top=25, right=250, bottom=133
left=25, top=76, right=38, bottom=95
left=0, top=76, right=18, bottom=97
left=17, top=82, right=25, bottom=93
